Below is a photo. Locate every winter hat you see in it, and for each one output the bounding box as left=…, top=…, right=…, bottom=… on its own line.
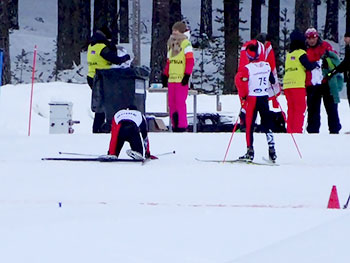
left=290, top=30, right=306, bottom=51
left=290, top=30, right=305, bottom=42
left=305, top=27, right=319, bottom=38
left=99, top=24, right=112, bottom=39
left=246, top=43, right=259, bottom=61
left=344, top=32, right=350, bottom=38
left=172, top=21, right=187, bottom=33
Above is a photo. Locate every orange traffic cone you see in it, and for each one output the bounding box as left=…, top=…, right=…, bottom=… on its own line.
left=327, top=185, right=340, bottom=209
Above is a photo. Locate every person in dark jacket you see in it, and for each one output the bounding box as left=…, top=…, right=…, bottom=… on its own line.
left=87, top=25, right=130, bottom=133
left=327, top=32, right=350, bottom=107
left=304, top=27, right=341, bottom=134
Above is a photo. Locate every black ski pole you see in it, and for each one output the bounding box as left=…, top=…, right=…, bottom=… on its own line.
left=343, top=193, right=350, bottom=209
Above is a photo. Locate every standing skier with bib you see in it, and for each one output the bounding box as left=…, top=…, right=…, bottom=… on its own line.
left=234, top=42, right=277, bottom=162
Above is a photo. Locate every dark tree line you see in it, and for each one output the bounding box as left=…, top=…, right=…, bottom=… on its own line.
left=0, top=0, right=11, bottom=85
left=1, top=0, right=348, bottom=92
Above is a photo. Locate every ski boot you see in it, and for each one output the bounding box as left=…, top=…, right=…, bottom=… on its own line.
left=126, top=149, right=144, bottom=160
left=268, top=147, right=277, bottom=162
left=239, top=147, right=254, bottom=161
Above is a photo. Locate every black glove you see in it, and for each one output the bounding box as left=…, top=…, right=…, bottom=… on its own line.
left=181, top=74, right=191, bottom=86
left=121, top=54, right=131, bottom=63
left=161, top=74, right=168, bottom=88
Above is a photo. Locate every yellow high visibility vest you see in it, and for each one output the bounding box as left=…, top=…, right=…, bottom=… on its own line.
left=87, top=43, right=112, bottom=78
left=168, top=39, right=191, bottom=83
left=283, top=49, right=307, bottom=89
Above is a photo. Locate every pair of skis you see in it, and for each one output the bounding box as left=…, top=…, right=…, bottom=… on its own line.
left=42, top=150, right=176, bottom=164
left=195, top=157, right=279, bottom=166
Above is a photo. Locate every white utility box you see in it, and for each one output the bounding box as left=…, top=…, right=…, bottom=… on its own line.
left=49, top=101, right=80, bottom=134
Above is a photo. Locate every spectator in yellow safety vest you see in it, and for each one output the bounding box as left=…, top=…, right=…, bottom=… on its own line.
left=87, top=25, right=130, bottom=133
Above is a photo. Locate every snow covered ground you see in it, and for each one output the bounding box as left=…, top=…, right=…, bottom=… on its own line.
left=0, top=82, right=350, bottom=263
left=2, top=1, right=350, bottom=262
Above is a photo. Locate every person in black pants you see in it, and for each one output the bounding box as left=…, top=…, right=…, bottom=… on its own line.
left=108, top=106, right=153, bottom=160
left=328, top=32, right=350, bottom=107
left=304, top=27, right=341, bottom=134
left=87, top=25, right=130, bottom=133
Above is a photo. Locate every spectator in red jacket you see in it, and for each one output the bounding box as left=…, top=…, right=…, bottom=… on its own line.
left=305, top=27, right=341, bottom=134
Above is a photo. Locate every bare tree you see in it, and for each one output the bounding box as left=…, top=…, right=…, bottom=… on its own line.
left=267, top=0, right=280, bottom=68
left=311, top=0, right=321, bottom=29
left=119, top=0, right=129, bottom=43
left=347, top=0, right=350, bottom=34
left=324, top=0, right=339, bottom=42
left=57, top=0, right=82, bottom=70
left=78, top=0, right=91, bottom=51
left=200, top=0, right=212, bottom=39
left=224, top=0, right=239, bottom=94
left=0, top=0, right=11, bottom=84
left=94, top=0, right=118, bottom=44
left=150, top=0, right=170, bottom=83
left=295, top=0, right=312, bottom=34
left=251, top=0, right=262, bottom=39
left=8, top=0, right=19, bottom=30
left=169, top=0, right=181, bottom=31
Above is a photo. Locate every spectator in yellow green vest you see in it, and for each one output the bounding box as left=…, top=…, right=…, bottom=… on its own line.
left=87, top=25, right=130, bottom=133
left=283, top=30, right=319, bottom=133
left=162, top=21, right=194, bottom=132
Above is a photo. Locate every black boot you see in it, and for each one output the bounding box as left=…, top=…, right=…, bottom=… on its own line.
left=268, top=147, right=277, bottom=162
left=239, top=147, right=254, bottom=161
left=172, top=112, right=179, bottom=132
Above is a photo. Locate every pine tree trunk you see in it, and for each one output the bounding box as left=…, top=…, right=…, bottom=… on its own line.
left=169, top=0, right=181, bottom=32
left=78, top=0, right=91, bottom=51
left=0, top=0, right=11, bottom=84
left=251, top=0, right=262, bottom=39
left=295, top=0, right=312, bottom=34
left=57, top=0, right=82, bottom=70
left=8, top=0, right=19, bottom=30
left=311, top=0, right=321, bottom=29
left=119, top=0, right=129, bottom=43
left=268, top=0, right=280, bottom=70
left=150, top=0, right=169, bottom=83
left=324, top=0, right=339, bottom=42
left=132, top=0, right=141, bottom=66
left=200, top=0, right=212, bottom=39
left=224, top=0, right=239, bottom=94
left=347, top=0, right=350, bottom=34
left=94, top=0, right=118, bottom=44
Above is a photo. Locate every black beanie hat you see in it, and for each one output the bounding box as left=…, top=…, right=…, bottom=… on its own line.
left=345, top=32, right=350, bottom=38
left=99, top=24, right=112, bottom=39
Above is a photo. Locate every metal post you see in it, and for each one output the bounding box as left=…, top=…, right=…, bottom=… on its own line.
left=132, top=0, right=141, bottom=66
